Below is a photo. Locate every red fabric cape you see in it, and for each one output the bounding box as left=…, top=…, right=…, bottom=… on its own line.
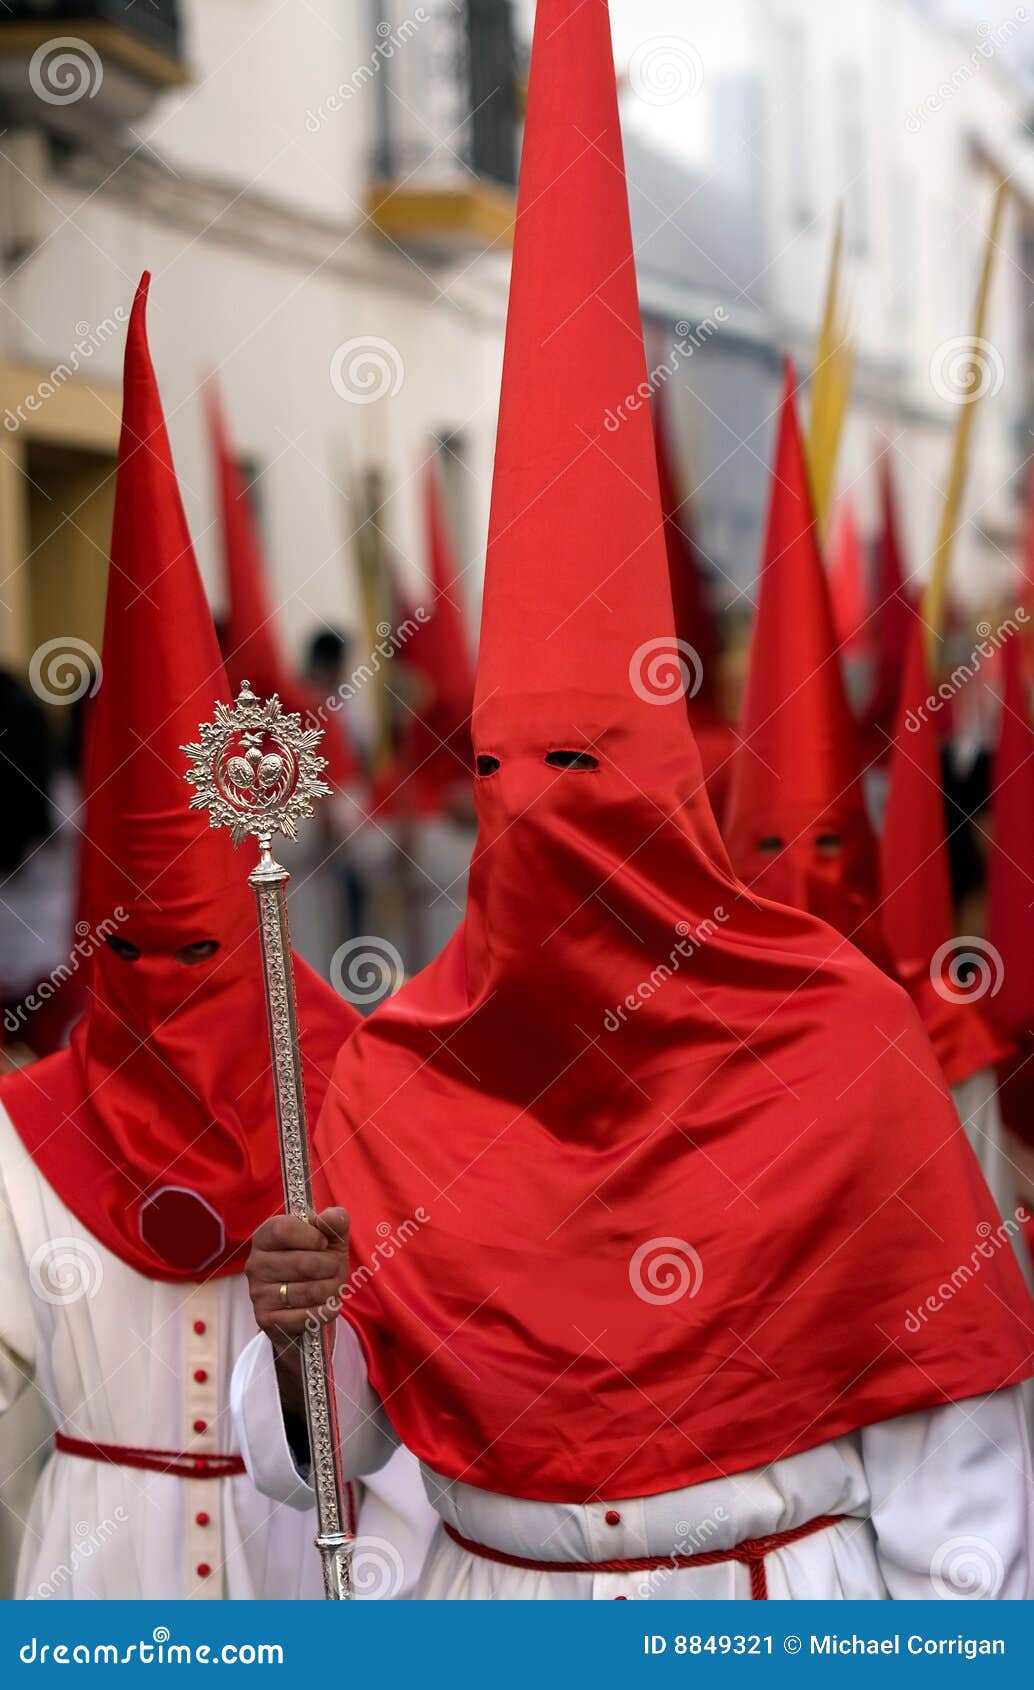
left=4, top=946, right=351, bottom=1281
left=311, top=0, right=1032, bottom=1502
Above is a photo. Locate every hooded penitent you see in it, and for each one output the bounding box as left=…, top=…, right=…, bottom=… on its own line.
left=653, top=385, right=732, bottom=809
left=880, top=619, right=1008, bottom=1087
left=724, top=370, right=887, bottom=963
left=1, top=277, right=357, bottom=1279
left=207, top=388, right=360, bottom=790
left=987, top=636, right=1034, bottom=1147
left=312, top=0, right=1031, bottom=1503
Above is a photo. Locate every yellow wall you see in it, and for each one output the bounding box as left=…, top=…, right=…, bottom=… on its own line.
left=0, top=361, right=121, bottom=671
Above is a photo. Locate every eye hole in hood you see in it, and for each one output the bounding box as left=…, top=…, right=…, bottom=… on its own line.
left=476, top=754, right=501, bottom=777
left=545, top=749, right=599, bottom=771
left=105, top=935, right=142, bottom=963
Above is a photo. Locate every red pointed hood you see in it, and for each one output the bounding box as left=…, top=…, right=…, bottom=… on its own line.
left=381, top=458, right=475, bottom=816
left=724, top=367, right=884, bottom=958
left=653, top=387, right=721, bottom=713
left=988, top=637, right=1034, bottom=1038
left=653, top=385, right=733, bottom=808
left=81, top=285, right=237, bottom=928
left=863, top=450, right=915, bottom=749
left=880, top=620, right=1007, bottom=1085
left=470, top=12, right=697, bottom=780
left=2, top=277, right=357, bottom=1280
left=311, top=1, right=1031, bottom=1504
left=828, top=495, right=868, bottom=654
left=409, top=459, right=476, bottom=726
left=207, top=388, right=360, bottom=789
left=1017, top=455, right=1034, bottom=616
left=986, top=636, right=1034, bottom=1144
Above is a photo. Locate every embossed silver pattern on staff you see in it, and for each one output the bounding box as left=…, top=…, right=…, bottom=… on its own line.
left=183, top=680, right=353, bottom=1601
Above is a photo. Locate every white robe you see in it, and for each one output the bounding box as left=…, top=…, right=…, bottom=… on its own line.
left=233, top=1319, right=1034, bottom=1601
left=0, top=1104, right=436, bottom=1599
left=953, top=1071, right=1024, bottom=1234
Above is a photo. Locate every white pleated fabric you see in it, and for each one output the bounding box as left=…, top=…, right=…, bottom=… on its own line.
left=952, top=1070, right=1025, bottom=1236
left=233, top=1319, right=1034, bottom=1600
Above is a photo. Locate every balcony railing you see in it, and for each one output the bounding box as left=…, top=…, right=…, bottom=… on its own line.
left=2, top=2, right=182, bottom=58
left=367, top=0, right=518, bottom=248
left=0, top=0, right=187, bottom=128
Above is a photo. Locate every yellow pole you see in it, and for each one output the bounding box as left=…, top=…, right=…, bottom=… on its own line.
left=807, top=206, right=853, bottom=536
left=341, top=456, right=395, bottom=771
left=357, top=464, right=397, bottom=772
left=922, top=176, right=1008, bottom=667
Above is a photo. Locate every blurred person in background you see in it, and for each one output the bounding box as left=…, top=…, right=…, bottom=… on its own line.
left=0, top=669, right=80, bottom=1061
left=303, top=626, right=365, bottom=945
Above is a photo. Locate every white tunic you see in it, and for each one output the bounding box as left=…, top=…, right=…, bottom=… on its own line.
left=233, top=1319, right=1034, bottom=1601
left=0, top=1104, right=436, bottom=1600
left=953, top=1071, right=1026, bottom=1237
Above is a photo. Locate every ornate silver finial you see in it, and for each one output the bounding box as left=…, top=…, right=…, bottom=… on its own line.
left=182, top=679, right=331, bottom=848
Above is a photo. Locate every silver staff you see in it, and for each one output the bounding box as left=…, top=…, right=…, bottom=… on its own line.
left=183, top=680, right=353, bottom=1601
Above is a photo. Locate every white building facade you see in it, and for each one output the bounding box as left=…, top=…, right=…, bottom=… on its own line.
left=0, top=0, right=519, bottom=700
left=0, top=0, right=1031, bottom=682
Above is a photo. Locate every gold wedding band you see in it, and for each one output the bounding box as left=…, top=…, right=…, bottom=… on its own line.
left=278, top=1282, right=289, bottom=1309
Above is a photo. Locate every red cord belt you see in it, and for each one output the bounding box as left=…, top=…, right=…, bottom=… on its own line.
left=54, top=1431, right=246, bottom=1480
left=443, top=1512, right=849, bottom=1599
